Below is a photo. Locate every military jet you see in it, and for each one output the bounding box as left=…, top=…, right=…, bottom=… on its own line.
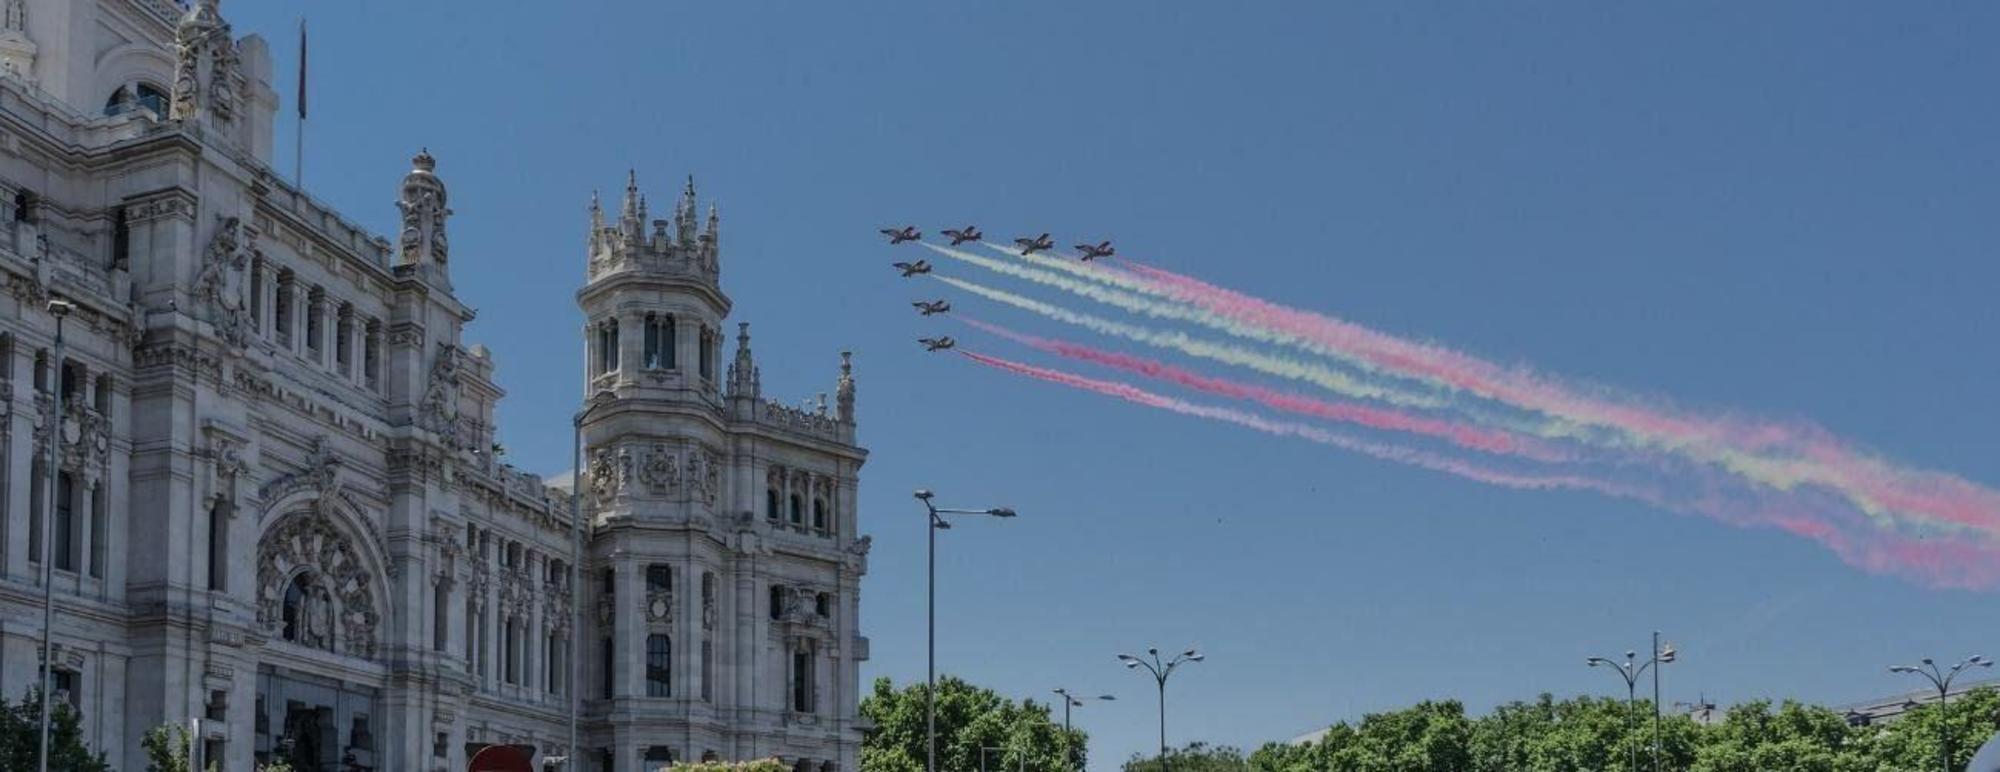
left=892, top=260, right=933, bottom=277
left=912, top=299, right=951, bottom=316
left=942, top=226, right=983, bottom=246
left=919, top=336, right=956, bottom=352
left=1075, top=240, right=1115, bottom=261
left=1014, top=233, right=1054, bottom=256
left=880, top=226, right=922, bottom=244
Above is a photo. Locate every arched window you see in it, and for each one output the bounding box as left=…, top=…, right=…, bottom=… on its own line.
left=788, top=495, right=803, bottom=526
left=643, top=313, right=677, bottom=369
left=769, top=585, right=785, bottom=620
left=791, top=644, right=815, bottom=713
left=698, top=327, right=714, bottom=379
left=766, top=488, right=780, bottom=521
left=812, top=497, right=827, bottom=532
left=596, top=319, right=620, bottom=375
left=104, top=83, right=167, bottom=117
left=815, top=592, right=831, bottom=618
left=647, top=564, right=672, bottom=594
left=646, top=634, right=671, bottom=697
left=282, top=574, right=310, bottom=642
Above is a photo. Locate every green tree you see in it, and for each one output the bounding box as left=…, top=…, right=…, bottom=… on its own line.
left=1688, top=699, right=1871, bottom=772
left=861, top=676, right=1089, bottom=772
left=0, top=688, right=111, bottom=772
left=142, top=722, right=218, bottom=772
left=1122, top=741, right=1250, bottom=772
left=665, top=760, right=790, bottom=772
left=1865, top=687, right=2000, bottom=772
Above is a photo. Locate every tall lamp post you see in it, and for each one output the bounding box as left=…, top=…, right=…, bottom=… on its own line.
left=1118, top=648, right=1202, bottom=772
left=1052, top=688, right=1114, bottom=771
left=916, top=490, right=1016, bottom=772
left=1586, top=637, right=1673, bottom=772
left=36, top=297, right=72, bottom=772
left=1890, top=654, right=1990, bottom=772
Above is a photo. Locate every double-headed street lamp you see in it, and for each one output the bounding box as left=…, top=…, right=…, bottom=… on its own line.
left=916, top=490, right=1016, bottom=772
left=1586, top=633, right=1674, bottom=772
left=1889, top=654, right=1990, bottom=772
left=1118, top=648, right=1202, bottom=772
left=1052, top=688, right=1115, bottom=770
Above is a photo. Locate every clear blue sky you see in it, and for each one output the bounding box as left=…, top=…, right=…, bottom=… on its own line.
left=233, top=2, right=2000, bottom=767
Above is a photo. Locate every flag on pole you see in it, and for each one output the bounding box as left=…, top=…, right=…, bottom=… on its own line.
left=297, top=19, right=307, bottom=120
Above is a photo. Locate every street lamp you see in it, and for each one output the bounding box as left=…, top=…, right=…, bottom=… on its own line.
left=916, top=489, right=1016, bottom=772
left=36, top=296, right=72, bottom=772
left=1586, top=635, right=1674, bottom=772
left=1118, top=647, right=1202, bottom=772
left=1052, top=688, right=1115, bottom=771
left=1889, top=654, right=1991, bottom=772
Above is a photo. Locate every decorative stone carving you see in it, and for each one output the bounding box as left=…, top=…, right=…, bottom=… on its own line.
left=688, top=447, right=721, bottom=505
left=646, top=588, right=672, bottom=624
left=193, top=214, right=252, bottom=347
left=397, top=150, right=451, bottom=267
left=639, top=444, right=679, bottom=492
left=255, top=510, right=381, bottom=660
left=588, top=447, right=631, bottom=504
left=170, top=0, right=237, bottom=124
left=418, top=343, right=463, bottom=445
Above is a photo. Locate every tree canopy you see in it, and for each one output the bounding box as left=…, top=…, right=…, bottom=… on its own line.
left=0, top=689, right=110, bottom=772
left=1242, top=688, right=2000, bottom=772
left=860, top=676, right=1090, bottom=772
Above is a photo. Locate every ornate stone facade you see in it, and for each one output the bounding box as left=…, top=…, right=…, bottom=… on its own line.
left=0, top=3, right=866, bottom=772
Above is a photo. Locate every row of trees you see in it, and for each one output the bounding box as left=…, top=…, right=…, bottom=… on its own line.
left=1113, top=689, right=2000, bottom=772
left=862, top=677, right=1092, bottom=772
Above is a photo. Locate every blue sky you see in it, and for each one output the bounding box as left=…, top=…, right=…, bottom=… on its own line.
left=231, top=2, right=2000, bottom=767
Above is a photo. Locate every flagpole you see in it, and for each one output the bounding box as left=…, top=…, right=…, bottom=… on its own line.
left=295, top=17, right=306, bottom=187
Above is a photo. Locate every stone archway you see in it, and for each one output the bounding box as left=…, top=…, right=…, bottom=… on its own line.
left=255, top=509, right=384, bottom=660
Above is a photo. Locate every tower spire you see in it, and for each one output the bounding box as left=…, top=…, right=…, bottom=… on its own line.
left=728, top=322, right=760, bottom=400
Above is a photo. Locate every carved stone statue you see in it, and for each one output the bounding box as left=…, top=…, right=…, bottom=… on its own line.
left=193, top=215, right=251, bottom=347
left=302, top=584, right=333, bottom=649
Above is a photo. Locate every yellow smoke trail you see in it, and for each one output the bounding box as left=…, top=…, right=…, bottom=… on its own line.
left=931, top=274, right=1451, bottom=410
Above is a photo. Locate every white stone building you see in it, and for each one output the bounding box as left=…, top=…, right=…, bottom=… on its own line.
left=0, top=1, right=870, bottom=770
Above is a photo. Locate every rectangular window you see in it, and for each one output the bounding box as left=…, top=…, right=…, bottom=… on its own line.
left=209, top=501, right=230, bottom=590
left=646, top=634, right=671, bottom=697
left=88, top=485, right=105, bottom=578
left=701, top=639, right=713, bottom=702
left=274, top=278, right=293, bottom=345
left=54, top=472, right=74, bottom=572
left=335, top=308, right=353, bottom=373
left=363, top=323, right=381, bottom=389
left=305, top=289, right=324, bottom=355
left=27, top=463, right=42, bottom=562
left=698, top=328, right=714, bottom=379
left=432, top=582, right=448, bottom=652
left=249, top=260, right=263, bottom=333
left=766, top=489, right=780, bottom=521
left=647, top=564, right=672, bottom=594
left=643, top=315, right=660, bottom=369
left=601, top=637, right=615, bottom=698
left=791, top=648, right=814, bottom=713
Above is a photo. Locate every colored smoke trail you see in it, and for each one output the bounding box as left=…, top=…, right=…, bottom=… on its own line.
left=929, top=274, right=1450, bottom=410
left=958, top=349, right=1626, bottom=495
left=958, top=349, right=2000, bottom=589
left=956, top=316, right=1567, bottom=462
left=1113, top=259, right=2000, bottom=541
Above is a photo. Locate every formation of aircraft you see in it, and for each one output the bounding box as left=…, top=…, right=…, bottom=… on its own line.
left=1014, top=233, right=1054, bottom=256
left=942, top=225, right=983, bottom=246
left=886, top=226, right=1111, bottom=355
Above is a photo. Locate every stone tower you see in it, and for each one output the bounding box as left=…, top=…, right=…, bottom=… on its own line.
left=575, top=172, right=868, bottom=771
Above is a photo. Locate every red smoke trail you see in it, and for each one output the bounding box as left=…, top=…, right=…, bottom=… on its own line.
left=1113, top=259, right=2000, bottom=540
left=958, top=349, right=2000, bottom=588
left=957, top=316, right=1567, bottom=462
